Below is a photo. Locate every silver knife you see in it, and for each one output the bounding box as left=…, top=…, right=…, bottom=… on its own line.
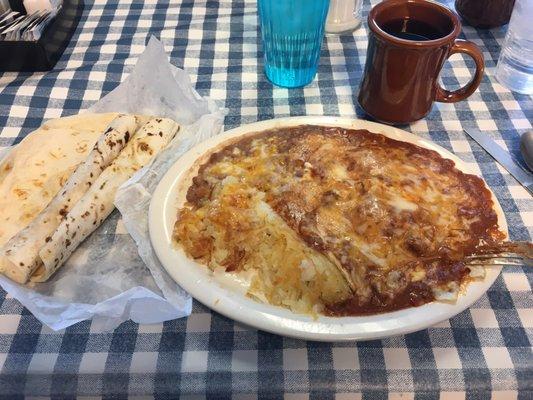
left=464, top=128, right=533, bottom=196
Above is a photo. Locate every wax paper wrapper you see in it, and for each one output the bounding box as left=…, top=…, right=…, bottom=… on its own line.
left=0, top=37, right=225, bottom=331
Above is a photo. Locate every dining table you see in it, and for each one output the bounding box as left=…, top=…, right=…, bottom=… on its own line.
left=0, top=0, right=531, bottom=398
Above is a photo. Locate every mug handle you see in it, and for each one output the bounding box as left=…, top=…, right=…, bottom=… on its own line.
left=435, top=40, right=485, bottom=103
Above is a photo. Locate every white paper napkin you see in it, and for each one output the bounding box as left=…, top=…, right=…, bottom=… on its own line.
left=0, top=37, right=225, bottom=331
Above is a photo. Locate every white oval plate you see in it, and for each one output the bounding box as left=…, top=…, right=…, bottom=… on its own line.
left=149, top=116, right=508, bottom=341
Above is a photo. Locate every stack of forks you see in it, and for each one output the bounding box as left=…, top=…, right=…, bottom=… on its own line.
left=0, top=0, right=60, bottom=41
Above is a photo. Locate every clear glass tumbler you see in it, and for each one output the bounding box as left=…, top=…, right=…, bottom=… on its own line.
left=495, top=0, right=533, bottom=94
left=258, top=0, right=330, bottom=88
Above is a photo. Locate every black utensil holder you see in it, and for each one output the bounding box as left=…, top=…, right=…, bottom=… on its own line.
left=0, top=0, right=83, bottom=72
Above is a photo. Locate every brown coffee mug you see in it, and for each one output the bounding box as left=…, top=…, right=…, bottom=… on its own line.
left=358, top=0, right=485, bottom=125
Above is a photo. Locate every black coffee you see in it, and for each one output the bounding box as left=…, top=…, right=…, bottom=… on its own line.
left=380, top=18, right=445, bottom=41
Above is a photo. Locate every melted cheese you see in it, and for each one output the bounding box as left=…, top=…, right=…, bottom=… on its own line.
left=331, top=164, right=349, bottom=180
left=176, top=125, right=503, bottom=316
left=387, top=195, right=418, bottom=212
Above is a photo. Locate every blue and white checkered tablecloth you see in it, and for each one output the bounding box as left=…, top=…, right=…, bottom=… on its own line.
left=0, top=0, right=531, bottom=398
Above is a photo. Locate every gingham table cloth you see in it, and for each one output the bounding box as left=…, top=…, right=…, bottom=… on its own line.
left=0, top=0, right=531, bottom=398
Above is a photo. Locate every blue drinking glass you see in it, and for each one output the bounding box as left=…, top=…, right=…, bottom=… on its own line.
left=258, top=0, right=330, bottom=88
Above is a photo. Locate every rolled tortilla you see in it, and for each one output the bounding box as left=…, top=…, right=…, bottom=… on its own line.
left=0, top=114, right=140, bottom=284
left=32, top=117, right=180, bottom=282
left=0, top=113, right=120, bottom=247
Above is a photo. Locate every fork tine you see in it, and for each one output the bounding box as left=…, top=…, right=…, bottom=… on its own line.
left=467, top=241, right=533, bottom=268
left=467, top=259, right=528, bottom=267
left=466, top=253, right=525, bottom=261
left=475, top=241, right=533, bottom=257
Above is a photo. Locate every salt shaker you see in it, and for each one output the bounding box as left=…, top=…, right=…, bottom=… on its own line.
left=325, top=0, right=363, bottom=34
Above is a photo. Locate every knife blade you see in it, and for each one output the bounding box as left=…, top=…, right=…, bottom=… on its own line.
left=463, top=128, right=533, bottom=195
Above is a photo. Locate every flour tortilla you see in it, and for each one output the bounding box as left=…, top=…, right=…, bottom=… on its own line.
left=0, top=114, right=142, bottom=283
left=33, top=117, right=180, bottom=282
left=0, top=113, right=119, bottom=247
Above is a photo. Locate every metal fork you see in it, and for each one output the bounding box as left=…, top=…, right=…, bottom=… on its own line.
left=465, top=241, right=533, bottom=267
